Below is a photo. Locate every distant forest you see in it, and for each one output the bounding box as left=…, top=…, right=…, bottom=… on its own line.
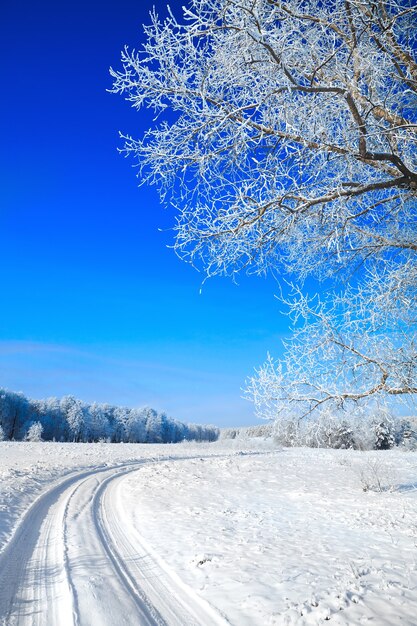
left=0, top=388, right=219, bottom=443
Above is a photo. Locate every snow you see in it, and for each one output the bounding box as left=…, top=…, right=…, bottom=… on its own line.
left=0, top=440, right=416, bottom=624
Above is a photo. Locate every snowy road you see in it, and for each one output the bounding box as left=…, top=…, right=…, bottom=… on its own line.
left=1, top=442, right=416, bottom=625
left=0, top=460, right=227, bottom=626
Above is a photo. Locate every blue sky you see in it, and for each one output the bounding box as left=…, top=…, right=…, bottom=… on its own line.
left=0, top=0, right=288, bottom=427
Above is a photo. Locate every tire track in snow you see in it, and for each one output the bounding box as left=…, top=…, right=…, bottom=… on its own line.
left=0, top=466, right=105, bottom=626
left=93, top=473, right=167, bottom=625
left=62, top=464, right=165, bottom=626
left=0, top=456, right=231, bottom=626
left=61, top=473, right=104, bottom=626
left=97, top=471, right=229, bottom=626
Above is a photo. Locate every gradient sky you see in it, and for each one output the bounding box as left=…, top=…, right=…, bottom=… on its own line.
left=0, top=0, right=289, bottom=427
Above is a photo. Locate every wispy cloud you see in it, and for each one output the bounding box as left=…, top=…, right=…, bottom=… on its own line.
left=0, top=340, right=254, bottom=426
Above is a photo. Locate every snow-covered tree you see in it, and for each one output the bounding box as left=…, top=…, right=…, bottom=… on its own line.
left=25, top=421, right=43, bottom=442
left=113, top=406, right=131, bottom=442
left=144, top=408, right=162, bottom=443
left=373, top=419, right=395, bottom=450
left=61, top=396, right=85, bottom=442
left=86, top=402, right=110, bottom=442
left=42, top=396, right=65, bottom=440
left=129, top=409, right=148, bottom=442
left=395, top=418, right=417, bottom=449
left=112, top=0, right=417, bottom=420
left=0, top=389, right=29, bottom=439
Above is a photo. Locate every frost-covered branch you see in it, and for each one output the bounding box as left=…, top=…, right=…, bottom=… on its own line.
left=111, top=0, right=417, bottom=286
left=111, top=0, right=417, bottom=418
left=246, top=284, right=417, bottom=420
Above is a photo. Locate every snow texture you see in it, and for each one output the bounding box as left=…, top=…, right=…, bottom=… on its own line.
left=0, top=440, right=416, bottom=625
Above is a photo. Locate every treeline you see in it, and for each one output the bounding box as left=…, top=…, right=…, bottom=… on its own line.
left=220, top=413, right=417, bottom=451
left=220, top=423, right=274, bottom=440
left=271, top=412, right=417, bottom=450
left=0, top=388, right=219, bottom=444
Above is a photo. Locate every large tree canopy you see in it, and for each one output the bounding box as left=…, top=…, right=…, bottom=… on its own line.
left=112, top=0, right=417, bottom=419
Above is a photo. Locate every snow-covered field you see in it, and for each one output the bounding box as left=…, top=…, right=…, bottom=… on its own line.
left=0, top=440, right=416, bottom=625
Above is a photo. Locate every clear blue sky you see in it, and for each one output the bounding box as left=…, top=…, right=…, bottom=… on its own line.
left=0, top=0, right=289, bottom=427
